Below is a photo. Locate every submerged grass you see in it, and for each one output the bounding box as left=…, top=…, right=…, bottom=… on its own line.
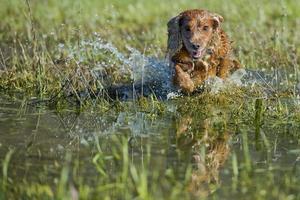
left=1, top=92, right=300, bottom=199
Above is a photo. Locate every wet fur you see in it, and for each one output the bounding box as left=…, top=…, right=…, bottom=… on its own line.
left=167, top=9, right=241, bottom=93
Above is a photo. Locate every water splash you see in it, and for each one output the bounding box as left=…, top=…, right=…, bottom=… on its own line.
left=57, top=35, right=291, bottom=100
left=203, top=69, right=247, bottom=94
left=58, top=35, right=177, bottom=99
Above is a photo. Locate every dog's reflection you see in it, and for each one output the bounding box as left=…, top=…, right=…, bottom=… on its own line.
left=176, top=115, right=231, bottom=197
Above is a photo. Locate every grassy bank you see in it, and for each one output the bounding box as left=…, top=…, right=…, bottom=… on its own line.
left=0, top=0, right=299, bottom=100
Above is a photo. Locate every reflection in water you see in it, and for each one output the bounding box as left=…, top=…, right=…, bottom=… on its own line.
left=176, top=116, right=230, bottom=197
left=1, top=95, right=300, bottom=199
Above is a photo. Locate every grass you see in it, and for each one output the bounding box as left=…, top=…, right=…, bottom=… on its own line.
left=0, top=0, right=299, bottom=100
left=0, top=0, right=300, bottom=199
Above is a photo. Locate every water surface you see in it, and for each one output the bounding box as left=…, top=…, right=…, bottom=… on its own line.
left=1, top=93, right=299, bottom=199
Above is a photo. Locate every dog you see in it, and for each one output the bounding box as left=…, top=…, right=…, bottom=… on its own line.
left=167, top=9, right=241, bottom=93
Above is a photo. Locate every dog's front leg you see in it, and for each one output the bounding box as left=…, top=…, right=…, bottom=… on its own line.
left=217, top=58, right=241, bottom=79
left=190, top=61, right=208, bottom=88
left=174, top=64, right=195, bottom=93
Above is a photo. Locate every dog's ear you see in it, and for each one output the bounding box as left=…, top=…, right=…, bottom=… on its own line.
left=212, top=13, right=224, bottom=29
left=167, top=15, right=182, bottom=59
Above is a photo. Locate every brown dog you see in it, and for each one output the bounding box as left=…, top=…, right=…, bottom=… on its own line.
left=167, top=9, right=241, bottom=93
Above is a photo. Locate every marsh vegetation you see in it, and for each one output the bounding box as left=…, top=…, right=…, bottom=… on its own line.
left=0, top=0, right=300, bottom=199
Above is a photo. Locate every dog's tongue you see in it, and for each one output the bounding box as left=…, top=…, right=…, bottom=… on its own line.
left=192, top=49, right=204, bottom=59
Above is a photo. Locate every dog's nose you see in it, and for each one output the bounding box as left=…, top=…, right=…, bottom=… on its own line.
left=192, top=44, right=200, bottom=50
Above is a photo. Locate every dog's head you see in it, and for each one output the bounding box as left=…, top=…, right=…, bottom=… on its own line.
left=168, top=9, right=223, bottom=60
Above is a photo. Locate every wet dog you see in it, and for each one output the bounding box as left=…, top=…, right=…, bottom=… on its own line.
left=167, top=9, right=241, bottom=93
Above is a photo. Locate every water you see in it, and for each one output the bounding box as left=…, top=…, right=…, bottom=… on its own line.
left=1, top=38, right=300, bottom=199
left=1, top=94, right=299, bottom=199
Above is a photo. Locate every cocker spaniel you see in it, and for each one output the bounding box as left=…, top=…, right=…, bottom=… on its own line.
left=167, top=9, right=241, bottom=93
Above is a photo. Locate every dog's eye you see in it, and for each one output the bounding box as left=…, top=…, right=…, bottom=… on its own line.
left=203, top=26, right=209, bottom=31
left=185, top=26, right=191, bottom=32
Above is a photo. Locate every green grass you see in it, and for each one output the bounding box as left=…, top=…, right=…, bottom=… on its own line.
left=0, top=0, right=300, bottom=199
left=0, top=0, right=299, bottom=99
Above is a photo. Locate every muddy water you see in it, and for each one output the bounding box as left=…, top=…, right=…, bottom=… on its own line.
left=0, top=93, right=299, bottom=199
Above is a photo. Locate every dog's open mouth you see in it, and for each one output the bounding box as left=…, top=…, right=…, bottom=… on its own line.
left=192, top=48, right=205, bottom=59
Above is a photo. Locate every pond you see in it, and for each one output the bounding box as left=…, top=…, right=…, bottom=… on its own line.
left=1, top=91, right=299, bottom=199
